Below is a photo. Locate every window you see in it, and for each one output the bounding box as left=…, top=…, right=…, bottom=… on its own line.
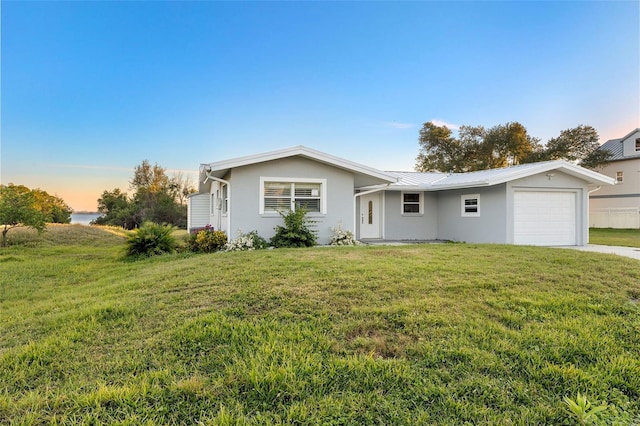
left=260, top=178, right=326, bottom=214
left=461, top=194, right=480, bottom=217
left=222, top=185, right=228, bottom=214
left=636, top=138, right=640, bottom=151
left=401, top=192, right=422, bottom=214
left=616, top=171, right=623, bottom=183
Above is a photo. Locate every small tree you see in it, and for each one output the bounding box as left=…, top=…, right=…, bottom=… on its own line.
left=270, top=209, right=317, bottom=248
left=0, top=184, right=47, bottom=247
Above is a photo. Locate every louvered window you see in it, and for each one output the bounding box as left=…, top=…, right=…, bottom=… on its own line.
left=263, top=180, right=323, bottom=213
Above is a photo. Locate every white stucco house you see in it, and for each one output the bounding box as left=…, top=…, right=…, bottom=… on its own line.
left=590, top=128, right=640, bottom=229
left=188, top=146, right=615, bottom=246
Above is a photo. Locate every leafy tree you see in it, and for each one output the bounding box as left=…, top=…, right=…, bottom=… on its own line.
left=416, top=121, right=609, bottom=172
left=416, top=121, right=539, bottom=172
left=415, top=122, right=462, bottom=172
left=31, top=189, right=72, bottom=223
left=481, top=122, right=541, bottom=168
left=537, top=125, right=611, bottom=168
left=0, top=184, right=47, bottom=247
left=93, top=189, right=140, bottom=229
left=94, top=160, right=194, bottom=229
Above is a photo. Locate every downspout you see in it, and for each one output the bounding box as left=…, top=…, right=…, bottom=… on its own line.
left=204, top=170, right=232, bottom=242
left=353, top=184, right=391, bottom=240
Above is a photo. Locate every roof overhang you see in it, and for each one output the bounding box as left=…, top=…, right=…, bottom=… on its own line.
left=201, top=145, right=398, bottom=185
left=360, top=160, right=615, bottom=192
left=428, top=161, right=616, bottom=190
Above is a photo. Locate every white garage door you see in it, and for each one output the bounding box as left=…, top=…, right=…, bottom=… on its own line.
left=514, top=191, right=577, bottom=246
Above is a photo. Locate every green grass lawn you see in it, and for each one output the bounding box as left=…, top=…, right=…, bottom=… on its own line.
left=1, top=225, right=639, bottom=425
left=590, top=228, right=640, bottom=248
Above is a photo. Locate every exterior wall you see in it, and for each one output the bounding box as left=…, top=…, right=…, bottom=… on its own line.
left=227, top=157, right=356, bottom=244
left=590, top=158, right=640, bottom=209
left=383, top=191, right=438, bottom=240
left=436, top=184, right=507, bottom=243
left=507, top=171, right=589, bottom=245
left=207, top=180, right=228, bottom=233
left=622, top=129, right=640, bottom=157
left=187, top=193, right=210, bottom=231
left=590, top=132, right=640, bottom=228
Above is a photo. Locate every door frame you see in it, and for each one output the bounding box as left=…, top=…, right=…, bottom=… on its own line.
left=512, top=189, right=579, bottom=246
left=359, top=192, right=383, bottom=239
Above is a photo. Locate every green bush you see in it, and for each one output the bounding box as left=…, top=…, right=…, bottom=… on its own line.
left=270, top=209, right=317, bottom=248
left=188, top=226, right=228, bottom=253
left=125, top=221, right=177, bottom=257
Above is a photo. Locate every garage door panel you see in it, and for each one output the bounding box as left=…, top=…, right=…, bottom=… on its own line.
left=514, top=191, right=576, bottom=246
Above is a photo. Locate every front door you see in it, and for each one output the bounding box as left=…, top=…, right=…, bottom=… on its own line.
left=360, top=193, right=381, bottom=239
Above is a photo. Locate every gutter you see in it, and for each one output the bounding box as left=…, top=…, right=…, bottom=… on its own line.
left=204, top=170, right=231, bottom=242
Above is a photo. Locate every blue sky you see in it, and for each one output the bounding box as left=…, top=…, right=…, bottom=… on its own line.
left=2, top=1, right=638, bottom=211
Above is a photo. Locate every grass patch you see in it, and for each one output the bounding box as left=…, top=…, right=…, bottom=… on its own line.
left=1, top=225, right=639, bottom=424
left=590, top=227, right=640, bottom=248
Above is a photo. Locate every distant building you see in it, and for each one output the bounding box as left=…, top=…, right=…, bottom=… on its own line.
left=590, top=128, right=640, bottom=229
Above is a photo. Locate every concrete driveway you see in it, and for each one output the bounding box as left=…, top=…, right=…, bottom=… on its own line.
left=558, top=244, right=640, bottom=261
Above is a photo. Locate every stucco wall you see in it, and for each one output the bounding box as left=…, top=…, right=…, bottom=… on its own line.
left=227, top=157, right=356, bottom=244
left=436, top=184, right=507, bottom=243
left=591, top=159, right=640, bottom=209
left=383, top=191, right=438, bottom=240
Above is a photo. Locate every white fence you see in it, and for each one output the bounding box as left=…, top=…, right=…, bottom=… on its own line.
left=590, top=207, right=640, bottom=229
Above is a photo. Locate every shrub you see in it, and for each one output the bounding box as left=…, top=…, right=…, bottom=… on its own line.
left=188, top=226, right=228, bottom=253
left=270, top=209, right=317, bottom=248
left=329, top=224, right=359, bottom=246
left=125, top=221, right=177, bottom=257
left=225, top=230, right=269, bottom=251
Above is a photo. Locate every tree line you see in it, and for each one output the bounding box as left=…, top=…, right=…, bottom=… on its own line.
left=93, top=160, right=195, bottom=229
left=415, top=122, right=611, bottom=173
left=0, top=123, right=613, bottom=245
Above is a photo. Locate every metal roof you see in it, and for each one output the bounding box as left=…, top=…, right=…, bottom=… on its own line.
left=360, top=159, right=615, bottom=191
left=198, top=146, right=615, bottom=193
left=598, top=128, right=640, bottom=161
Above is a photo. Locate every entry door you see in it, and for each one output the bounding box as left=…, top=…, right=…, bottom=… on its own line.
left=360, top=193, right=381, bottom=239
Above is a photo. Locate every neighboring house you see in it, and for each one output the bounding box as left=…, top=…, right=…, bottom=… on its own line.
left=188, top=146, right=614, bottom=246
left=590, top=128, right=640, bottom=229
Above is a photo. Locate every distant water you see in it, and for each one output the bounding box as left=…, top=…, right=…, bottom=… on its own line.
left=70, top=213, right=102, bottom=225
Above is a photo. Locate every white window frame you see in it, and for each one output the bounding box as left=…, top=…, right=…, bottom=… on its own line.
left=461, top=194, right=480, bottom=217
left=260, top=177, right=327, bottom=215
left=635, top=138, right=640, bottom=152
left=221, top=184, right=228, bottom=215
left=401, top=191, right=423, bottom=215
left=616, top=171, right=624, bottom=183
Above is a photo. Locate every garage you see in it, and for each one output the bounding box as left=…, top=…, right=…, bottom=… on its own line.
left=513, top=191, right=577, bottom=246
